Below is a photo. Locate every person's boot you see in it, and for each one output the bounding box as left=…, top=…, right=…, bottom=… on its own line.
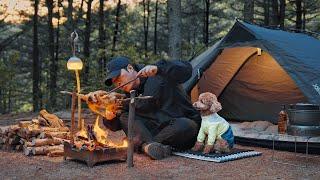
left=142, top=142, right=171, bottom=160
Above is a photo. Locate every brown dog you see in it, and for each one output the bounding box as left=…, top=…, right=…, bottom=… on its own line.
left=192, top=92, right=231, bottom=154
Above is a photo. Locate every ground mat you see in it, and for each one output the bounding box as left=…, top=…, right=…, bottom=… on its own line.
left=173, top=148, right=262, bottom=163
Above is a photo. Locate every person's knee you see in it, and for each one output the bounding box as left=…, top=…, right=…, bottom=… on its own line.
left=175, top=118, right=199, bottom=138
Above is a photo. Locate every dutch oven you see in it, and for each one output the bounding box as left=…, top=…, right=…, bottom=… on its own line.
left=287, top=103, right=320, bottom=126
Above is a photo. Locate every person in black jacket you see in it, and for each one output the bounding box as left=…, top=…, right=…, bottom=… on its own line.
left=88, top=56, right=201, bottom=160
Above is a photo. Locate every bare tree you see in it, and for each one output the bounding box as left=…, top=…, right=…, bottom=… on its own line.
left=99, top=0, right=106, bottom=76
left=295, top=0, right=302, bottom=30
left=279, top=0, right=285, bottom=28
left=46, top=0, right=57, bottom=110
left=167, top=0, right=182, bottom=60
left=32, top=0, right=41, bottom=112
left=143, top=0, right=151, bottom=56
left=203, top=0, right=210, bottom=47
left=83, top=0, right=93, bottom=82
left=153, top=0, right=159, bottom=54
left=112, top=0, right=121, bottom=55
left=263, top=0, right=270, bottom=26
left=67, top=0, right=74, bottom=31
left=244, top=0, right=254, bottom=23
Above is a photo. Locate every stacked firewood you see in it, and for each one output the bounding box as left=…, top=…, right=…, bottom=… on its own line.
left=0, top=110, right=70, bottom=157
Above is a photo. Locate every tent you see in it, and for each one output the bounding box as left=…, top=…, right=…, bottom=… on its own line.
left=183, top=20, right=320, bottom=123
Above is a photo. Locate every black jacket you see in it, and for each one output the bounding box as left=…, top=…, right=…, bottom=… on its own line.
left=104, top=59, right=201, bottom=131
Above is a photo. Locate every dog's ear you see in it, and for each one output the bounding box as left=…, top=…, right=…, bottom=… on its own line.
left=210, top=100, right=222, bottom=113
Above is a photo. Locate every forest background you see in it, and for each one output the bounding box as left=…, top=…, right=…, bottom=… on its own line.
left=0, top=0, right=319, bottom=114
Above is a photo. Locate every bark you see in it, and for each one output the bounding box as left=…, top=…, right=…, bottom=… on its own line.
left=153, top=0, right=159, bottom=54
left=270, top=0, right=279, bottom=26
left=32, top=0, right=40, bottom=112
left=98, top=0, right=106, bottom=76
left=302, top=1, right=306, bottom=30
left=244, top=0, right=254, bottom=23
left=112, top=0, right=121, bottom=55
left=203, top=0, right=210, bottom=46
left=46, top=0, right=56, bottom=110
left=167, top=0, right=182, bottom=60
left=263, top=0, right=270, bottom=26
left=67, top=0, right=75, bottom=31
left=295, top=0, right=302, bottom=30
left=279, top=0, right=285, bottom=28
left=143, top=0, right=151, bottom=56
left=83, top=0, right=93, bottom=83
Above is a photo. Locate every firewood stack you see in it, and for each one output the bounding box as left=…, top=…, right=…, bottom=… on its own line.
left=0, top=110, right=70, bottom=157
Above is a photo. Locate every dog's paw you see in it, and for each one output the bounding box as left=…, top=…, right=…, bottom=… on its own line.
left=214, top=139, right=230, bottom=153
left=203, top=144, right=214, bottom=154
left=191, top=142, right=204, bottom=152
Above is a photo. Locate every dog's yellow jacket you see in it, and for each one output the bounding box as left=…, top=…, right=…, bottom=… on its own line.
left=197, top=113, right=230, bottom=145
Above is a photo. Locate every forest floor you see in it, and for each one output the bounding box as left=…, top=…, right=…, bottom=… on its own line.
left=1, top=112, right=320, bottom=179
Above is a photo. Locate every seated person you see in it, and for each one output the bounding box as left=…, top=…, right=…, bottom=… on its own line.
left=88, top=56, right=201, bottom=160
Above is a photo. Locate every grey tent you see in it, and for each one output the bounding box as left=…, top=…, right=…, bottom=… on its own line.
left=183, top=20, right=320, bottom=123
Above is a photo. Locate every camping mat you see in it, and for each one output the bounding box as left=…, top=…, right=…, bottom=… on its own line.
left=173, top=149, right=262, bottom=163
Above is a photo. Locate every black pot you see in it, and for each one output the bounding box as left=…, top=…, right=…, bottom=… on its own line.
left=287, top=103, right=320, bottom=126
left=289, top=103, right=319, bottom=110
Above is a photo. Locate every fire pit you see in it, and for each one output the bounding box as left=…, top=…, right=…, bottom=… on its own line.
left=63, top=141, right=127, bottom=167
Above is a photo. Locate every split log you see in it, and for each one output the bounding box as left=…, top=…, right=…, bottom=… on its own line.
left=31, top=119, right=40, bottom=125
left=23, top=141, right=32, bottom=147
left=32, top=145, right=63, bottom=155
left=8, top=135, right=20, bottom=145
left=40, top=127, right=69, bottom=132
left=47, top=149, right=64, bottom=157
left=18, top=121, right=32, bottom=128
left=15, top=144, right=23, bottom=151
left=39, top=109, right=64, bottom=128
left=38, top=116, right=50, bottom=126
left=24, top=146, right=32, bottom=156
left=31, top=138, right=63, bottom=147
left=0, top=126, right=11, bottom=134
left=39, top=132, right=70, bottom=139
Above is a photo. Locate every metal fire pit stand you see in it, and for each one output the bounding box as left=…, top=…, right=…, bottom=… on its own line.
left=271, top=133, right=320, bottom=168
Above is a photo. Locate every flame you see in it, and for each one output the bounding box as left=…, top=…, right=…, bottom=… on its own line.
left=122, top=139, right=128, bottom=147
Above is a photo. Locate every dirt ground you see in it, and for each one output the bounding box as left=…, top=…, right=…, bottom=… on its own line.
left=1, top=112, right=320, bottom=179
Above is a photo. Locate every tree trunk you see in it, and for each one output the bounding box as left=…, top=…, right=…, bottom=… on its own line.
left=112, top=0, right=121, bottom=56
left=295, top=0, right=302, bottom=30
left=54, top=1, right=61, bottom=101
left=153, top=0, right=159, bottom=55
left=46, top=0, right=56, bottom=111
left=83, top=0, right=93, bottom=83
left=270, top=0, right=279, bottom=26
left=302, top=1, right=306, bottom=30
left=203, top=0, right=210, bottom=47
left=167, top=0, right=182, bottom=60
left=67, top=0, right=74, bottom=31
left=263, top=0, right=270, bottom=26
left=75, top=0, right=84, bottom=29
left=32, top=0, right=40, bottom=112
left=279, top=0, right=285, bottom=28
left=99, top=0, right=106, bottom=77
left=143, top=0, right=151, bottom=57
left=0, top=89, right=2, bottom=114
left=243, top=0, right=254, bottom=23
